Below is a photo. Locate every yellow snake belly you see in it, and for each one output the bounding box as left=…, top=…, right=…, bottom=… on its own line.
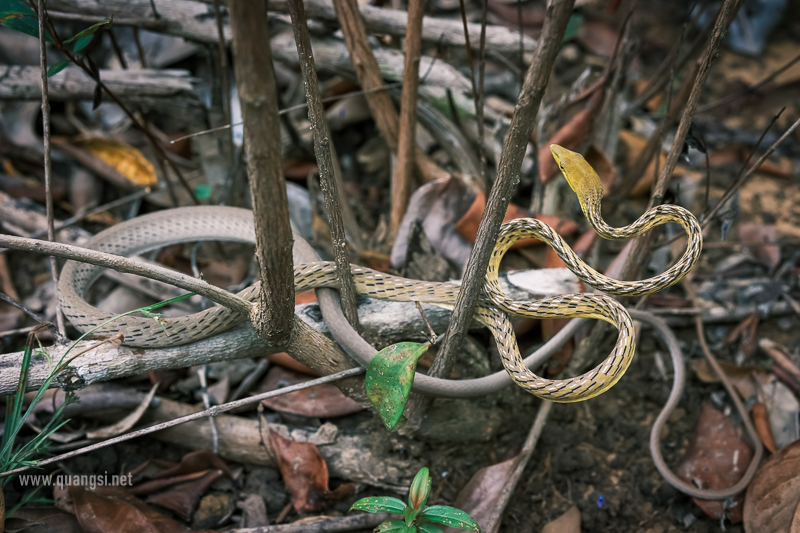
left=58, top=146, right=703, bottom=403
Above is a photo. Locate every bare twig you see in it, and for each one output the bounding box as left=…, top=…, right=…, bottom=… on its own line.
left=212, top=0, right=234, bottom=165
left=48, top=0, right=536, bottom=54
left=287, top=0, right=360, bottom=330
left=612, top=0, right=742, bottom=287
left=701, top=114, right=800, bottom=229
left=481, top=401, right=553, bottom=531
left=38, top=0, right=66, bottom=338
left=475, top=0, right=489, bottom=192
left=698, top=51, right=800, bottom=113
left=0, top=367, right=365, bottom=479
left=230, top=0, right=295, bottom=347
left=230, top=512, right=389, bottom=533
left=628, top=13, right=710, bottom=112
left=0, top=291, right=44, bottom=323
left=610, top=59, right=698, bottom=208
left=34, top=9, right=199, bottom=205
left=649, top=0, right=743, bottom=207
left=330, top=0, right=448, bottom=184
left=0, top=234, right=252, bottom=316
left=414, top=301, right=437, bottom=342
left=431, top=0, right=576, bottom=378
left=169, top=82, right=402, bottom=144
left=389, top=0, right=427, bottom=240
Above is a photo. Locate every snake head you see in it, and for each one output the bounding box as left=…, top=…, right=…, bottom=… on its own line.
left=550, top=145, right=605, bottom=207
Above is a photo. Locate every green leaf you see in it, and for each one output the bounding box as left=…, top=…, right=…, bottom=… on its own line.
left=422, top=506, right=481, bottom=532
left=0, top=0, right=53, bottom=42
left=365, top=342, right=430, bottom=432
left=350, top=496, right=407, bottom=514
left=419, top=525, right=444, bottom=533
left=375, top=521, right=417, bottom=533
left=408, top=467, right=432, bottom=510
left=72, top=34, right=93, bottom=53
left=194, top=184, right=212, bottom=199
left=64, top=15, right=112, bottom=44
left=562, top=13, right=583, bottom=43
left=404, top=506, right=422, bottom=526
left=47, top=60, right=70, bottom=77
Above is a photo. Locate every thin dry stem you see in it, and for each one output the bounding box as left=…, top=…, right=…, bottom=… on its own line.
left=431, top=0, right=576, bottom=378
left=38, top=0, right=65, bottom=338
left=287, top=0, right=361, bottom=330
left=389, top=0, right=427, bottom=240
left=0, top=367, right=365, bottom=480
left=0, top=234, right=252, bottom=316
left=230, top=0, right=295, bottom=347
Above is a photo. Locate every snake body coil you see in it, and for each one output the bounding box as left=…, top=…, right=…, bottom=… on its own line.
left=59, top=146, right=702, bottom=403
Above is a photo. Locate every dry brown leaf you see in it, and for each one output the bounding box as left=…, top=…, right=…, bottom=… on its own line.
left=724, top=313, right=759, bottom=359
left=538, top=90, right=604, bottom=184
left=87, top=381, right=159, bottom=439
left=258, top=366, right=363, bottom=418
left=753, top=402, right=779, bottom=454
left=739, top=223, right=781, bottom=269
left=618, top=130, right=668, bottom=197
left=266, top=352, right=316, bottom=374
left=440, top=458, right=517, bottom=533
left=5, top=507, right=81, bottom=533
left=73, top=137, right=157, bottom=188
left=129, top=450, right=232, bottom=486
left=68, top=485, right=214, bottom=533
left=454, top=192, right=579, bottom=249
left=541, top=505, right=581, bottom=533
left=266, top=429, right=356, bottom=514
left=390, top=177, right=476, bottom=271
left=689, top=359, right=762, bottom=400
left=584, top=144, right=617, bottom=190
left=146, top=470, right=226, bottom=520
left=744, top=439, right=800, bottom=533
left=677, top=403, right=754, bottom=523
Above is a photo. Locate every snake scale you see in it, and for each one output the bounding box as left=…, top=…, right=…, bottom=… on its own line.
left=59, top=145, right=702, bottom=403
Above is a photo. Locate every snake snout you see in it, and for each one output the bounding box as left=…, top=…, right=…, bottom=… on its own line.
left=549, top=144, right=605, bottom=200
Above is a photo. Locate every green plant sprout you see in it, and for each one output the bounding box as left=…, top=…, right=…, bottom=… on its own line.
left=351, top=467, right=480, bottom=532
left=0, top=292, right=194, bottom=517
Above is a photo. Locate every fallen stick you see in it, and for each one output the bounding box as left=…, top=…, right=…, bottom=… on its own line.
left=45, top=0, right=536, bottom=54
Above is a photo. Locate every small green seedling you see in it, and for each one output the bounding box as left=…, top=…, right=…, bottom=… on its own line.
left=0, top=293, right=196, bottom=516
left=351, top=467, right=481, bottom=532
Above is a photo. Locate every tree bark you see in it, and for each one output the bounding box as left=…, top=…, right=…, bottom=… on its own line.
left=229, top=0, right=294, bottom=348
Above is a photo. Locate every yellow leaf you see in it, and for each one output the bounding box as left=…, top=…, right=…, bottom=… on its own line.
left=74, top=138, right=157, bottom=188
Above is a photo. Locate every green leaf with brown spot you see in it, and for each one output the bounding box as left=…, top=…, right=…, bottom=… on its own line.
left=422, top=506, right=481, bottom=532
left=365, top=342, right=430, bottom=432
left=350, top=496, right=407, bottom=514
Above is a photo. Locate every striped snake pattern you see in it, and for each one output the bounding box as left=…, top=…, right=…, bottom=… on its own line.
left=59, top=145, right=702, bottom=403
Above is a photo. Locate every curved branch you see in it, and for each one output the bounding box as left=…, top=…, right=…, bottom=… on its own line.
left=0, top=234, right=253, bottom=316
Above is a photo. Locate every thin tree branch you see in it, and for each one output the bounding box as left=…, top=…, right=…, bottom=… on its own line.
left=230, top=0, right=295, bottom=348
left=37, top=0, right=66, bottom=338
left=212, top=0, right=235, bottom=166
left=388, top=0, right=427, bottom=240
left=0, top=291, right=44, bottom=324
left=0, top=367, right=365, bottom=480
left=287, top=0, right=360, bottom=330
left=330, top=0, right=449, bottom=184
left=0, top=234, right=253, bottom=316
left=431, top=0, right=576, bottom=378
left=649, top=0, right=743, bottom=208
left=701, top=114, right=800, bottom=229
